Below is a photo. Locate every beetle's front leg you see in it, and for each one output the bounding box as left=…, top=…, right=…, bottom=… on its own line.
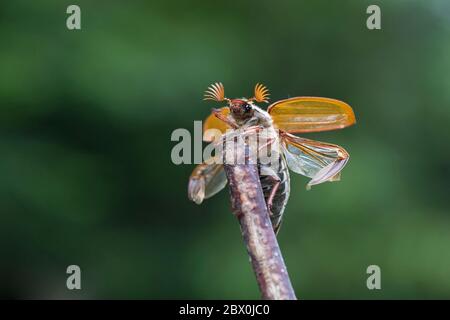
left=212, top=108, right=238, bottom=129
left=215, top=125, right=265, bottom=145
left=241, top=124, right=265, bottom=135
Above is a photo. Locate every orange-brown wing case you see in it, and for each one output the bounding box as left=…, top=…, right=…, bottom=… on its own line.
left=268, top=97, right=355, bottom=133
left=203, top=107, right=230, bottom=142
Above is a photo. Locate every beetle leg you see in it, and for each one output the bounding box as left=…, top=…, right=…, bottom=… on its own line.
left=259, top=166, right=281, bottom=213
left=242, top=125, right=264, bottom=134
left=267, top=179, right=281, bottom=212
left=262, top=173, right=283, bottom=234
left=212, top=108, right=238, bottom=129
left=258, top=137, right=274, bottom=152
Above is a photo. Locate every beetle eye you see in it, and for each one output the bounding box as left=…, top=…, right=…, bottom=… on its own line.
left=243, top=103, right=251, bottom=112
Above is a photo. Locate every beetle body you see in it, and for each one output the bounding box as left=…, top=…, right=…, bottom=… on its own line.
left=188, top=83, right=356, bottom=235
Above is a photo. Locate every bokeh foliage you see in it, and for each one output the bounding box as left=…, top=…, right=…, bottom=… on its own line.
left=1, top=0, right=450, bottom=299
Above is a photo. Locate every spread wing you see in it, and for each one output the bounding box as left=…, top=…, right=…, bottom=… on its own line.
left=280, top=131, right=349, bottom=189
left=188, top=157, right=227, bottom=204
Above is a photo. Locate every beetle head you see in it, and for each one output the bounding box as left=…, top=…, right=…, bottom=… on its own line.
left=229, top=98, right=253, bottom=121
left=203, top=82, right=270, bottom=122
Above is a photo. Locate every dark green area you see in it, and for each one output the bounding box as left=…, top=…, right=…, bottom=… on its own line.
left=1, top=0, right=449, bottom=299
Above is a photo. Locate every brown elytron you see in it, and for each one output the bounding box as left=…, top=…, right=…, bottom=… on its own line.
left=188, top=83, right=356, bottom=233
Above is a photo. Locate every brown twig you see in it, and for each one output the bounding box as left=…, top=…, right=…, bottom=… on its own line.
left=223, top=146, right=297, bottom=300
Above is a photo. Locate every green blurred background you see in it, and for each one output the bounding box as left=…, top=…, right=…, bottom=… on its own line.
left=1, top=0, right=450, bottom=299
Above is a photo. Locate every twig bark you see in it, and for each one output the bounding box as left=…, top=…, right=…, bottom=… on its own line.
left=223, top=146, right=297, bottom=300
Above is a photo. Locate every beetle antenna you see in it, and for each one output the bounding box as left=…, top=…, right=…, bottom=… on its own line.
left=251, top=83, right=270, bottom=103
left=203, top=82, right=230, bottom=102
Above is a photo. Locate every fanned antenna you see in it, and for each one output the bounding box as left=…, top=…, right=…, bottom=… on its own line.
left=203, top=82, right=228, bottom=102
left=252, top=83, right=270, bottom=103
